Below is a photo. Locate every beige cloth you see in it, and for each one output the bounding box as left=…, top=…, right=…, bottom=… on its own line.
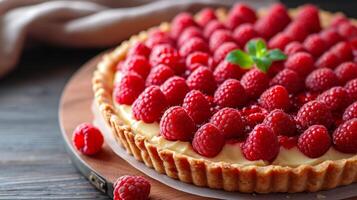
left=0, top=0, right=274, bottom=77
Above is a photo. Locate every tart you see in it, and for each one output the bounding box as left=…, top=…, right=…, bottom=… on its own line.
left=93, top=3, right=357, bottom=193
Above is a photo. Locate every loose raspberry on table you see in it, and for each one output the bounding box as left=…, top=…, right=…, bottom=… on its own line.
left=315, top=51, right=340, bottom=69
left=345, top=78, right=357, bottom=101
left=179, top=37, right=208, bottom=57
left=209, top=30, right=234, bottom=51
left=278, top=135, right=298, bottom=149
left=268, top=33, right=293, bottom=50
left=213, top=42, right=239, bottom=64
left=209, top=108, right=245, bottom=139
left=296, top=100, right=333, bottom=130
left=122, top=55, right=151, bottom=79
left=317, top=86, right=351, bottom=112
left=114, top=72, right=145, bottom=105
left=283, top=21, right=309, bottom=42
left=213, top=60, right=244, bottom=84
left=226, top=3, right=256, bottom=30
left=203, top=20, right=226, bottom=38
left=335, top=62, right=357, bottom=84
left=183, top=90, right=212, bottom=124
left=233, top=23, right=258, bottom=47
left=192, top=123, right=225, bottom=157
left=259, top=85, right=290, bottom=111
left=297, top=125, right=331, bottom=158
left=196, top=8, right=217, bottom=27
left=343, top=101, right=357, bottom=121
left=132, top=86, right=167, bottom=123
left=127, top=42, right=151, bottom=58
left=160, top=106, right=196, bottom=141
left=186, top=52, right=212, bottom=71
left=284, top=41, right=306, bottom=56
left=170, top=12, right=196, bottom=39
left=72, top=123, right=104, bottom=155
left=305, top=68, right=338, bottom=92
left=177, top=26, right=203, bottom=47
left=241, top=68, right=269, bottom=99
left=330, top=42, right=353, bottom=63
left=145, top=64, right=174, bottom=86
left=295, top=4, right=321, bottom=33
left=263, top=109, right=297, bottom=136
left=284, top=52, right=314, bottom=77
left=319, top=29, right=343, bottom=48
left=214, top=79, right=247, bottom=108
left=149, top=44, right=182, bottom=74
left=161, top=76, right=189, bottom=106
left=186, top=66, right=217, bottom=95
left=333, top=118, right=357, bottom=153
left=270, top=69, right=303, bottom=94
left=113, top=175, right=150, bottom=200
left=242, top=124, right=279, bottom=161
left=303, top=34, right=326, bottom=57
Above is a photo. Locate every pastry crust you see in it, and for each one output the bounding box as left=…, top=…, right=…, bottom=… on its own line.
left=92, top=7, right=357, bottom=193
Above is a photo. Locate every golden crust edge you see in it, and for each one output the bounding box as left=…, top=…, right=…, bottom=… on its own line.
left=92, top=7, right=357, bottom=193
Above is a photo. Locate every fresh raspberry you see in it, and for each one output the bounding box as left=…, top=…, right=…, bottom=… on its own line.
left=233, top=23, right=258, bottom=47
left=149, top=44, right=182, bottom=74
left=259, top=85, right=290, bottom=111
left=186, top=52, right=212, bottom=70
left=345, top=78, right=357, bottom=101
left=192, top=123, right=225, bottom=157
left=267, top=61, right=284, bottom=78
left=254, top=3, right=291, bottom=39
left=177, top=26, right=203, bottom=47
left=209, top=108, right=244, bottom=139
left=213, top=42, right=239, bottom=64
left=209, top=30, right=234, bottom=51
left=203, top=20, right=226, bottom=39
left=305, top=68, right=338, bottom=92
left=242, top=124, right=279, bottom=161
left=114, top=72, right=145, bottom=105
left=132, top=86, right=167, bottom=123
left=196, top=8, right=217, bottom=27
left=295, top=4, right=321, bottom=33
left=294, top=91, right=318, bottom=108
left=284, top=52, right=314, bottom=77
left=332, top=118, right=357, bottom=153
left=170, top=12, right=196, bottom=39
left=297, top=125, right=331, bottom=158
left=336, top=58, right=357, bottom=81
left=145, top=64, right=174, bottom=86
left=160, top=106, right=196, bottom=141
left=263, top=109, right=297, bottom=136
left=214, top=79, right=247, bottom=108
left=113, top=175, right=150, bottom=200
left=241, top=68, right=269, bottom=99
left=213, top=61, right=244, bottom=84
left=283, top=21, right=309, bottom=42
left=270, top=69, right=303, bottom=94
left=278, top=136, right=298, bottom=149
left=145, top=30, right=173, bottom=48
left=179, top=37, right=208, bottom=57
left=317, top=86, right=351, bottom=112
left=161, top=76, right=189, bottom=106
left=268, top=33, right=293, bottom=50
left=330, top=15, right=349, bottom=28
left=330, top=42, right=353, bottom=63
left=226, top=3, right=256, bottom=30
left=122, top=55, right=151, bottom=79
left=315, top=51, right=340, bottom=69
left=284, top=42, right=306, bottom=56
left=72, top=123, right=103, bottom=155
left=303, top=34, right=326, bottom=57
left=337, top=22, right=357, bottom=39
left=186, top=66, right=217, bottom=95
left=343, top=101, right=357, bottom=121
left=182, top=90, right=212, bottom=124
left=319, top=29, right=343, bottom=48
left=127, top=42, right=151, bottom=58
left=296, top=100, right=333, bottom=130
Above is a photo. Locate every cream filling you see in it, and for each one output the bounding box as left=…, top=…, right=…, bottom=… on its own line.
left=114, top=72, right=354, bottom=167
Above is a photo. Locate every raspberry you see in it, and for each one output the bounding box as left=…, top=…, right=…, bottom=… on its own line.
left=72, top=123, right=103, bottom=155
left=317, top=86, right=351, bottom=112
left=296, top=100, right=333, bottom=130
left=209, top=108, right=244, bottom=139
left=338, top=22, right=357, bottom=39
left=319, top=29, right=343, bottom=48
left=213, top=42, right=239, bottom=64
left=278, top=136, right=298, bottom=149
left=268, top=33, right=293, bottom=50
left=270, top=69, right=303, bottom=94
left=146, top=64, right=174, bottom=86
left=259, top=85, right=290, bottom=111
left=161, top=76, right=189, bottom=106
left=263, top=109, right=297, bottom=136
left=226, top=3, right=256, bottom=30
left=160, top=106, right=196, bottom=141
left=132, top=86, right=167, bottom=123
left=127, top=42, right=151, bottom=58
left=203, top=20, right=226, bottom=38
left=345, top=78, right=357, bottom=101
left=295, top=4, right=321, bottom=33
left=196, top=8, right=217, bottom=27
left=335, top=62, right=357, bottom=85
left=305, top=68, right=338, bottom=92
left=284, top=42, right=305, bottom=56
left=284, top=52, right=314, bottom=77
left=177, top=26, right=203, bottom=47
left=183, top=90, right=212, bottom=124
left=332, top=118, right=357, bottom=153
left=186, top=66, right=217, bottom=95
left=315, top=52, right=340, bottom=69
left=122, top=55, right=151, bottom=79
left=213, top=61, right=244, bottom=84
left=330, top=15, right=349, bottom=28
left=170, top=12, right=196, bottom=39
left=330, top=42, right=353, bottom=63
left=179, top=37, right=208, bottom=57
left=294, top=91, right=318, bottom=108
left=297, top=125, right=331, bottom=158
left=283, top=21, right=309, bottom=42
left=145, top=30, right=173, bottom=48
left=343, top=102, right=357, bottom=121
left=113, top=175, right=150, bottom=200
left=242, top=124, right=279, bottom=161
left=186, top=52, right=212, bottom=71
left=241, top=68, right=269, bottom=99
left=254, top=3, right=291, bottom=39
left=303, top=34, right=326, bottom=57
left=214, top=79, right=247, bottom=108
left=192, top=123, right=225, bottom=157
left=150, top=44, right=182, bottom=74
left=209, top=30, right=234, bottom=51
left=267, top=61, right=284, bottom=77
left=114, top=72, right=145, bottom=105
left=233, top=23, right=258, bottom=47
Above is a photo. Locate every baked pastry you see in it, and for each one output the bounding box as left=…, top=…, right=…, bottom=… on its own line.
left=93, top=3, right=357, bottom=193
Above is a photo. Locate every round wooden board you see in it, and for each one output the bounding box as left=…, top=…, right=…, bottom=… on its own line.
left=58, top=53, right=208, bottom=200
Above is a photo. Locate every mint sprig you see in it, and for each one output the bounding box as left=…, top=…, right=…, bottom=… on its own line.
left=226, top=39, right=287, bottom=73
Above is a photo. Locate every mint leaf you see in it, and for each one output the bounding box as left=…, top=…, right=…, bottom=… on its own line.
left=267, top=49, right=287, bottom=61
left=226, top=50, right=254, bottom=69
left=252, top=56, right=272, bottom=73
left=247, top=39, right=267, bottom=57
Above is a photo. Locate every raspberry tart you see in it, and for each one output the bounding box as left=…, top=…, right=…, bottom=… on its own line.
left=93, top=3, right=357, bottom=193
